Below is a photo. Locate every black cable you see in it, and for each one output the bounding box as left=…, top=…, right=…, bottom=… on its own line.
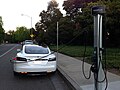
left=12, top=30, right=84, bottom=63
left=57, top=30, right=84, bottom=52
left=81, top=14, right=108, bottom=90
left=82, top=30, right=92, bottom=79
left=95, top=53, right=108, bottom=90
left=97, top=55, right=107, bottom=83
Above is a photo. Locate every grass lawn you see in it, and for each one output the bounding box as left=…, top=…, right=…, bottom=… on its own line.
left=50, top=45, right=120, bottom=70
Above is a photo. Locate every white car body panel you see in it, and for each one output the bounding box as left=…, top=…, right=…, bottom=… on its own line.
left=12, top=45, right=57, bottom=74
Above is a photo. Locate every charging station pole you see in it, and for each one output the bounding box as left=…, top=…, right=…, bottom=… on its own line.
left=92, top=6, right=105, bottom=90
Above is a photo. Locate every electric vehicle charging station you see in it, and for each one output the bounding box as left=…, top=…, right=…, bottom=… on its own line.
left=92, top=6, right=106, bottom=90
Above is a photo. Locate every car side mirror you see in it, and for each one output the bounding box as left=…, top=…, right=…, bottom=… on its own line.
left=17, top=49, right=21, bottom=53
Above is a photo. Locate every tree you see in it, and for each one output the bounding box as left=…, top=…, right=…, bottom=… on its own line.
left=47, top=0, right=62, bottom=22
left=6, top=30, right=15, bottom=43
left=105, top=0, right=120, bottom=47
left=0, top=16, right=3, bottom=26
left=63, top=0, right=98, bottom=19
left=0, top=16, right=5, bottom=43
left=36, top=0, right=120, bottom=46
left=14, top=26, right=30, bottom=42
left=35, top=0, right=63, bottom=44
left=58, top=17, right=75, bottom=44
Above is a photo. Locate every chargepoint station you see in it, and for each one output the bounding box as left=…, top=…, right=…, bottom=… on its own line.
left=92, top=6, right=106, bottom=90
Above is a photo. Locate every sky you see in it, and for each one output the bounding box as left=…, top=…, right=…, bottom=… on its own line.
left=0, top=0, right=65, bottom=32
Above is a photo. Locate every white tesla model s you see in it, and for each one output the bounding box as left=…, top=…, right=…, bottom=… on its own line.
left=11, top=44, right=56, bottom=75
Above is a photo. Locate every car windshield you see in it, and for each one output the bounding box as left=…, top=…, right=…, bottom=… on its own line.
left=25, top=42, right=33, bottom=44
left=24, top=40, right=33, bottom=44
left=25, top=46, right=49, bottom=54
left=25, top=40, right=32, bottom=42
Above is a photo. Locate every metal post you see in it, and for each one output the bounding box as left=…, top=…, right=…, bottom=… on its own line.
left=92, top=6, right=105, bottom=90
left=57, top=22, right=59, bottom=61
left=21, top=14, right=32, bottom=28
left=21, top=14, right=33, bottom=40
left=31, top=17, right=32, bottom=28
left=30, top=17, right=33, bottom=40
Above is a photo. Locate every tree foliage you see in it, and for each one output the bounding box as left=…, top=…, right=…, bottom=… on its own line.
left=105, top=0, right=120, bottom=46
left=62, top=0, right=120, bottom=46
left=0, top=16, right=5, bottom=43
left=14, top=26, right=30, bottom=42
left=34, top=0, right=120, bottom=47
left=63, top=0, right=97, bottom=18
left=35, top=0, right=63, bottom=44
left=4, top=26, right=31, bottom=43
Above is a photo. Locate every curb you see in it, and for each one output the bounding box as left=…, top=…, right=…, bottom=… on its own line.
left=57, top=65, right=82, bottom=90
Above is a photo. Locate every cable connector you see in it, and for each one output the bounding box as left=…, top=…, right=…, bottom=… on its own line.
left=91, top=64, right=98, bottom=73
left=100, top=48, right=104, bottom=52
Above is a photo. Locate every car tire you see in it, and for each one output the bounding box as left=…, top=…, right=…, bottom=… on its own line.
left=48, top=70, right=57, bottom=77
left=13, top=71, right=19, bottom=76
left=52, top=70, right=56, bottom=74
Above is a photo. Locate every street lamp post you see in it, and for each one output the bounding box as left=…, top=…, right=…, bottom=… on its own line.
left=21, top=14, right=32, bottom=28
left=21, top=14, right=33, bottom=39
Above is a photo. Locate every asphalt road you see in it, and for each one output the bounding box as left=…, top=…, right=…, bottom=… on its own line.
left=0, top=44, right=71, bottom=90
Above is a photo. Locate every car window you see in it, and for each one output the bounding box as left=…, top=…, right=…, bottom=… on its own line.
left=25, top=40, right=32, bottom=42
left=25, top=46, right=49, bottom=54
left=25, top=42, right=33, bottom=44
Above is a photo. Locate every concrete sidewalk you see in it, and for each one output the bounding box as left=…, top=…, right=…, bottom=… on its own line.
left=57, top=53, right=120, bottom=90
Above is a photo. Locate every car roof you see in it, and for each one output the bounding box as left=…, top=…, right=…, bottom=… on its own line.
left=23, top=44, right=48, bottom=48
left=23, top=44, right=39, bottom=47
left=25, top=40, right=33, bottom=42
